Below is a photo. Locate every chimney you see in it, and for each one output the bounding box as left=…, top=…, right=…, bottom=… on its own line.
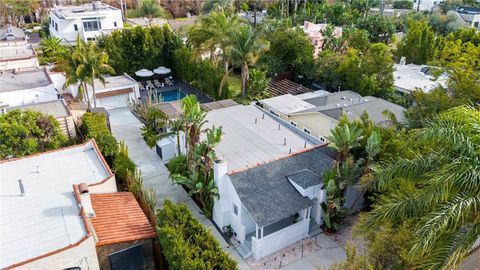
left=79, top=183, right=95, bottom=217
left=213, top=159, right=228, bottom=188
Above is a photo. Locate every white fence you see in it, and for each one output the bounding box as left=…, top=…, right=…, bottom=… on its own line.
left=251, top=218, right=309, bottom=260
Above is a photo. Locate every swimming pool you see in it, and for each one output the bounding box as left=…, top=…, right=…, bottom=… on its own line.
left=158, top=89, right=186, bottom=102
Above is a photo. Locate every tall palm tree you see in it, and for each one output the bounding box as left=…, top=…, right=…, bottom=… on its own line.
left=75, top=39, right=115, bottom=108
left=231, top=25, right=267, bottom=98
left=188, top=9, right=242, bottom=98
left=364, top=106, right=480, bottom=269
left=327, top=121, right=364, bottom=162
left=180, top=95, right=207, bottom=167
left=56, top=36, right=91, bottom=107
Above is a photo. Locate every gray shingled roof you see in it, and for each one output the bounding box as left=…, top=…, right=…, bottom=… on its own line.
left=229, top=146, right=334, bottom=227
left=287, top=169, right=321, bottom=189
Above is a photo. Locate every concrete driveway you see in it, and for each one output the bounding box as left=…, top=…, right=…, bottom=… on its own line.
left=107, top=107, right=250, bottom=270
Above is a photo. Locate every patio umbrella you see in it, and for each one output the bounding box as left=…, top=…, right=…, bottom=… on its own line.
left=135, top=69, right=154, bottom=77
left=153, top=66, right=171, bottom=75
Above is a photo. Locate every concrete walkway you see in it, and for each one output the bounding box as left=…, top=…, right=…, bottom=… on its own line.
left=108, top=107, right=250, bottom=270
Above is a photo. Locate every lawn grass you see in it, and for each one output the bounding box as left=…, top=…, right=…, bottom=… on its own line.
left=227, top=74, right=242, bottom=98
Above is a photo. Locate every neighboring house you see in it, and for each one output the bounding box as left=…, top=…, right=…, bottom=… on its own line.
left=299, top=21, right=342, bottom=58
left=0, top=67, right=59, bottom=109
left=394, top=63, right=449, bottom=94
left=0, top=44, right=39, bottom=71
left=6, top=99, right=77, bottom=139
left=259, top=90, right=406, bottom=142
left=448, top=6, right=480, bottom=29
left=204, top=104, right=335, bottom=260
left=69, top=74, right=140, bottom=110
left=411, top=0, right=444, bottom=11
left=0, top=140, right=157, bottom=270
left=49, top=1, right=123, bottom=43
left=267, top=79, right=314, bottom=97
left=0, top=140, right=116, bottom=269
left=0, top=25, right=27, bottom=46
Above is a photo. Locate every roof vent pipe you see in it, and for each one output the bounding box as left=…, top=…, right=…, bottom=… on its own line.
left=278, top=123, right=281, bottom=130
left=18, top=179, right=25, bottom=196
left=255, top=118, right=257, bottom=124
left=36, top=165, right=40, bottom=173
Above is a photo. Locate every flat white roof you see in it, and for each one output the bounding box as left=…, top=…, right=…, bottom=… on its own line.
left=0, top=141, right=110, bottom=269
left=261, top=94, right=316, bottom=115
left=394, top=64, right=448, bottom=93
left=0, top=45, right=35, bottom=61
left=51, top=2, right=119, bottom=20
left=85, top=75, right=137, bottom=93
left=0, top=68, right=52, bottom=93
left=204, top=105, right=313, bottom=171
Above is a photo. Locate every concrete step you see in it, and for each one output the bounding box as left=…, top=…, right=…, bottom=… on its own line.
left=235, top=242, right=252, bottom=259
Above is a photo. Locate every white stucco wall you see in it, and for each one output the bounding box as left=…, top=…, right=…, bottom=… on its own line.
left=213, top=161, right=249, bottom=242
left=0, top=84, right=58, bottom=107
left=88, top=176, right=117, bottom=194
left=14, top=236, right=100, bottom=270
left=252, top=218, right=310, bottom=260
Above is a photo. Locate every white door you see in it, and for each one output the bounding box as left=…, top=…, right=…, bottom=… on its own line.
left=97, top=94, right=129, bottom=110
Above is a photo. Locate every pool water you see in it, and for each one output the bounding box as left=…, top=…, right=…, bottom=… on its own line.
left=158, top=89, right=186, bottom=102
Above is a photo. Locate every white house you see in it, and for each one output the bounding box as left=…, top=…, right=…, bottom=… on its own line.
left=0, top=25, right=28, bottom=46
left=205, top=105, right=334, bottom=260
left=0, top=140, right=117, bottom=269
left=69, top=74, right=140, bottom=110
left=411, top=0, right=444, bottom=11
left=394, top=63, right=448, bottom=94
left=0, top=68, right=59, bottom=109
left=0, top=44, right=39, bottom=71
left=448, top=6, right=480, bottom=29
left=49, top=1, right=123, bottom=43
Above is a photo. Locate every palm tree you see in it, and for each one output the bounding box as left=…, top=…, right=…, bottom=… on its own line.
left=180, top=95, right=207, bottom=167
left=364, top=106, right=480, bottom=269
left=75, top=39, right=115, bottom=108
left=138, top=0, right=162, bottom=26
left=56, top=36, right=91, bottom=106
left=231, top=25, right=267, bottom=98
left=327, top=120, right=364, bottom=162
left=188, top=9, right=242, bottom=98
left=41, top=37, right=65, bottom=60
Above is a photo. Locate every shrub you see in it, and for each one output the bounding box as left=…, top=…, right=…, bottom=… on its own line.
left=113, top=141, right=137, bottom=183
left=393, top=0, right=413, bottom=9
left=157, top=200, right=237, bottom=270
left=166, top=155, right=188, bottom=177
left=81, top=112, right=118, bottom=158
left=0, top=110, right=67, bottom=159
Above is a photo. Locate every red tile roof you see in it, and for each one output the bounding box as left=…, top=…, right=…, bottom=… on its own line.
left=90, top=192, right=156, bottom=246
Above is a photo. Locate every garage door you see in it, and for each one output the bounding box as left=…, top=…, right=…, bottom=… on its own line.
left=97, top=94, right=129, bottom=110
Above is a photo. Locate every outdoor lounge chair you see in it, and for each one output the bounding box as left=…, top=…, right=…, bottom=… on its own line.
left=154, top=79, right=161, bottom=87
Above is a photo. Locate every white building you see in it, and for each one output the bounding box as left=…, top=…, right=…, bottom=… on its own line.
left=448, top=6, right=480, bottom=29
left=411, top=0, right=444, bottom=11
left=68, top=74, right=140, bottom=110
left=0, top=68, right=59, bottom=109
left=0, top=44, right=39, bottom=71
left=49, top=1, right=123, bottom=43
left=394, top=63, right=448, bottom=94
left=0, top=140, right=117, bottom=269
left=0, top=25, right=28, bottom=47
left=206, top=104, right=334, bottom=260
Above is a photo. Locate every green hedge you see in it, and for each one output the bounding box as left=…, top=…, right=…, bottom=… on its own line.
left=393, top=0, right=413, bottom=9
left=157, top=200, right=237, bottom=270
left=173, top=47, right=231, bottom=100
left=81, top=112, right=117, bottom=158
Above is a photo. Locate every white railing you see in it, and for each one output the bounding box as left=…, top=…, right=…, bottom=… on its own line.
left=251, top=218, right=309, bottom=260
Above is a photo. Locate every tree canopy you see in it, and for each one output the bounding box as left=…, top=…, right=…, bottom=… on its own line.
left=0, top=110, right=67, bottom=159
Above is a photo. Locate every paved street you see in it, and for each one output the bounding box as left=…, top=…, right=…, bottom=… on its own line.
left=107, top=107, right=250, bottom=270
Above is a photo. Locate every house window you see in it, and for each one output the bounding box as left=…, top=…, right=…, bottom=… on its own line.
left=475, top=22, right=480, bottom=28
left=114, top=21, right=117, bottom=27
left=303, top=128, right=311, bottom=135
left=233, top=204, right=238, bottom=216
left=74, top=24, right=78, bottom=31
left=290, top=121, right=297, bottom=127
left=83, top=20, right=101, bottom=32
left=55, top=22, right=58, bottom=31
